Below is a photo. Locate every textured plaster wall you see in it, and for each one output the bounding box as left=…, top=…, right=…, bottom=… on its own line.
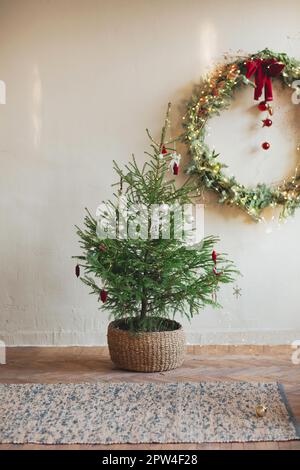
left=0, top=0, right=300, bottom=345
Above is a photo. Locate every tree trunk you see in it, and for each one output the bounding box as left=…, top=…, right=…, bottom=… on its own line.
left=140, top=248, right=149, bottom=320
left=140, top=293, right=147, bottom=320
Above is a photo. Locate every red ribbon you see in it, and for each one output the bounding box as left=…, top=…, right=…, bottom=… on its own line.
left=245, top=59, right=285, bottom=101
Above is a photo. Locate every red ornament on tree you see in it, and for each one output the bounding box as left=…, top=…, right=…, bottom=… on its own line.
left=75, top=264, right=80, bottom=278
left=173, top=162, right=179, bottom=175
left=258, top=101, right=268, bottom=111
left=161, top=145, right=168, bottom=155
left=212, top=250, right=221, bottom=275
left=99, top=243, right=106, bottom=252
left=100, top=289, right=107, bottom=303
left=262, top=142, right=270, bottom=150
left=262, top=118, right=272, bottom=127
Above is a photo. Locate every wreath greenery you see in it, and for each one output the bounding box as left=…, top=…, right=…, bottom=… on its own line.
left=184, top=48, right=300, bottom=220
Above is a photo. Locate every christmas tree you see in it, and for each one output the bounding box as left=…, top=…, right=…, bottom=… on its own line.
left=74, top=104, right=237, bottom=332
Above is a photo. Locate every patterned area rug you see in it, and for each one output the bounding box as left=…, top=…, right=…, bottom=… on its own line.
left=0, top=381, right=299, bottom=444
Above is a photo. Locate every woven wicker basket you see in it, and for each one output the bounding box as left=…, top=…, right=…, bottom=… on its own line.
left=107, top=319, right=186, bottom=372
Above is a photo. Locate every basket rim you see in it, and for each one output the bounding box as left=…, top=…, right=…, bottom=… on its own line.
left=108, top=318, right=183, bottom=336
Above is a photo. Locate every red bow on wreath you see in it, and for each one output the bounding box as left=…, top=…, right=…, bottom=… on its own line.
left=245, top=58, right=285, bottom=101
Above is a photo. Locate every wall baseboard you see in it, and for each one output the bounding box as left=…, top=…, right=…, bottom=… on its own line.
left=4, top=345, right=294, bottom=356
left=1, top=328, right=300, bottom=346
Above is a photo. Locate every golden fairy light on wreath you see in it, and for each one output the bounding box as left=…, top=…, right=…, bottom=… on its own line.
left=184, top=48, right=300, bottom=220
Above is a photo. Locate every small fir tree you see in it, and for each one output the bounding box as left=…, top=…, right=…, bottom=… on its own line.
left=74, top=105, right=237, bottom=332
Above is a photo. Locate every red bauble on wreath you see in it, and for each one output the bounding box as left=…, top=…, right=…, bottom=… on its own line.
left=262, top=142, right=270, bottom=150
left=258, top=101, right=268, bottom=111
left=262, top=118, right=272, bottom=127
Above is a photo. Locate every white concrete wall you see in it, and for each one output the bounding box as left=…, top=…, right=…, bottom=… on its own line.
left=0, top=0, right=300, bottom=345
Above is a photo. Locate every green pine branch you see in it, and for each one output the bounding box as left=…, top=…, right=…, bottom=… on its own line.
left=74, top=105, right=238, bottom=331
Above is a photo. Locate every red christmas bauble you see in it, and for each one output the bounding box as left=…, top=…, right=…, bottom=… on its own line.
left=173, top=162, right=179, bottom=175
left=258, top=101, right=268, bottom=111
left=262, top=142, right=270, bottom=150
left=100, top=289, right=107, bottom=303
left=262, top=118, right=272, bottom=127
left=161, top=145, right=168, bottom=155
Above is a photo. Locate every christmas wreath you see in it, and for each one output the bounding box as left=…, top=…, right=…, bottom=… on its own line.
left=184, top=48, right=300, bottom=220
